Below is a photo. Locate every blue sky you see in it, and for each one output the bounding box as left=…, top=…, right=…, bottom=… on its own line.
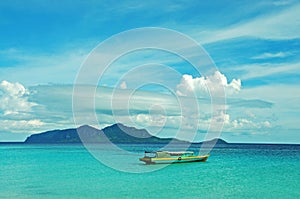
left=0, top=0, right=299, bottom=143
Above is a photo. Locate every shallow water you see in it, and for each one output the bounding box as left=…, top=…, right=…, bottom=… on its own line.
left=0, top=144, right=299, bottom=198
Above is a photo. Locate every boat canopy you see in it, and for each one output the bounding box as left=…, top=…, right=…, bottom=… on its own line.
left=167, top=151, right=194, bottom=156
left=144, top=151, right=194, bottom=158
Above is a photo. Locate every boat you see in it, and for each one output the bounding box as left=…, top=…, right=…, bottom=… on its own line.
left=139, top=151, right=209, bottom=164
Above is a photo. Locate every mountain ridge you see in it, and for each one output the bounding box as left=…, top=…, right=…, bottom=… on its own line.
left=24, top=123, right=228, bottom=145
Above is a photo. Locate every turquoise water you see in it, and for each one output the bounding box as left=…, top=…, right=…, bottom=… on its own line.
left=0, top=144, right=299, bottom=198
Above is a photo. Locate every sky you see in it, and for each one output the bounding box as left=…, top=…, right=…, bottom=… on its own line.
left=0, top=0, right=299, bottom=143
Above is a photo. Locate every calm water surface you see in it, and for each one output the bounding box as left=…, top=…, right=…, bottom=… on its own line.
left=0, top=144, right=299, bottom=198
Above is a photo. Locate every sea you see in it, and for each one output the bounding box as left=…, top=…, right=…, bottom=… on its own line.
left=0, top=143, right=299, bottom=198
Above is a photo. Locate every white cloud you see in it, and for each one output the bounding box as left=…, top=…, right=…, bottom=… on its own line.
left=135, top=114, right=166, bottom=128
left=230, top=61, right=300, bottom=80
left=252, top=52, right=292, bottom=59
left=0, top=80, right=36, bottom=116
left=0, top=119, right=44, bottom=133
left=263, top=121, right=271, bottom=128
left=197, top=3, right=300, bottom=43
left=0, top=81, right=49, bottom=134
left=176, top=71, right=241, bottom=97
left=231, top=118, right=272, bottom=130
left=0, top=48, right=87, bottom=85
left=273, top=0, right=295, bottom=6
left=238, top=84, right=300, bottom=130
left=212, top=110, right=230, bottom=125
left=120, top=81, right=127, bottom=89
left=174, top=72, right=241, bottom=138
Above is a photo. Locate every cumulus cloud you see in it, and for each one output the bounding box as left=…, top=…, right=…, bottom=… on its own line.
left=0, top=80, right=37, bottom=116
left=119, top=81, right=127, bottom=89
left=176, top=71, right=241, bottom=97
left=175, top=72, right=278, bottom=136
left=231, top=118, right=272, bottom=129
left=135, top=114, right=166, bottom=127
left=175, top=71, right=243, bottom=137
left=212, top=110, right=230, bottom=125
left=0, top=119, right=44, bottom=133
left=0, top=80, right=45, bottom=134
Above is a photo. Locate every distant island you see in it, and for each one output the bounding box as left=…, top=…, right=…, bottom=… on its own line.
left=24, top=123, right=228, bottom=145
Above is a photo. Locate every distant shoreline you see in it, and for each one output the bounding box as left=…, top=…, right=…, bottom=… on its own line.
left=0, top=141, right=299, bottom=146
